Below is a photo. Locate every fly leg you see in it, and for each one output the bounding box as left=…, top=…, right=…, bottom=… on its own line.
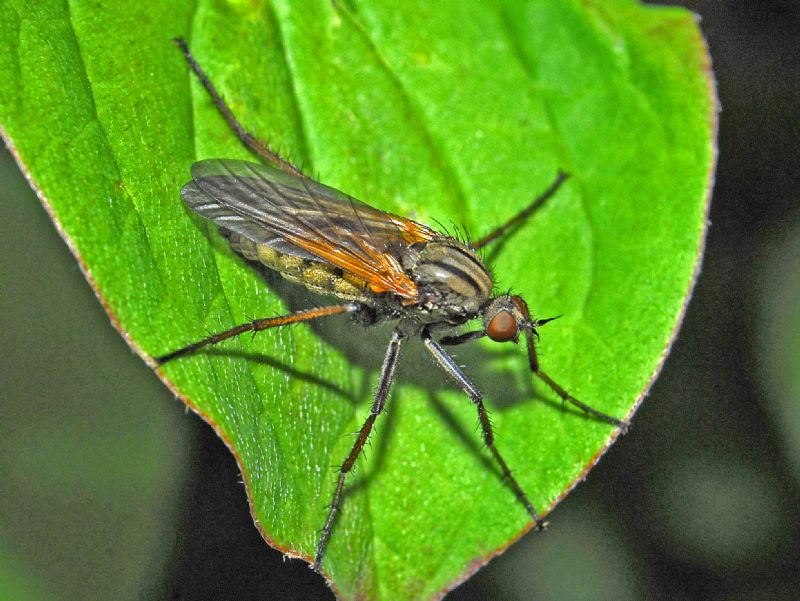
left=173, top=37, right=306, bottom=178
left=314, top=328, right=406, bottom=572
left=522, top=329, right=630, bottom=432
left=155, top=303, right=359, bottom=365
left=421, top=330, right=546, bottom=530
left=440, top=328, right=629, bottom=432
left=471, top=171, right=569, bottom=250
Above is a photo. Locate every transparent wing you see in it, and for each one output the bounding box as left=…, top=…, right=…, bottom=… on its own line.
left=181, top=159, right=436, bottom=299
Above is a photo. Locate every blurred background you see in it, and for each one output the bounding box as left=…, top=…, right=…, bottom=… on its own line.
left=1, top=1, right=798, bottom=600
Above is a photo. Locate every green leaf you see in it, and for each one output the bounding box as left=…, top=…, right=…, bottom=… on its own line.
left=0, top=0, right=715, bottom=599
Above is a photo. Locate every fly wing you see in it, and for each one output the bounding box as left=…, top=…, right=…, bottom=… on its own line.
left=181, top=159, right=436, bottom=299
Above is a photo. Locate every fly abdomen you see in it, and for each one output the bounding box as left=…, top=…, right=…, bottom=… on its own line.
left=226, top=232, right=372, bottom=301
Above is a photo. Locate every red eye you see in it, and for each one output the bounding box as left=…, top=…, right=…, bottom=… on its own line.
left=487, top=310, right=518, bottom=342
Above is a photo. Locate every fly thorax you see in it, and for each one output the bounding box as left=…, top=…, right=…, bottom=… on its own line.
left=403, top=239, right=492, bottom=321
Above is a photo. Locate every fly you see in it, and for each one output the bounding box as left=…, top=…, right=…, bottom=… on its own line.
left=159, top=38, right=630, bottom=573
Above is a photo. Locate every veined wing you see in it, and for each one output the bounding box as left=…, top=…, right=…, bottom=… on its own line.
left=181, top=159, right=436, bottom=299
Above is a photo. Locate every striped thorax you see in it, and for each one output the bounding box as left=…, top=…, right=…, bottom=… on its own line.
left=402, top=239, right=493, bottom=324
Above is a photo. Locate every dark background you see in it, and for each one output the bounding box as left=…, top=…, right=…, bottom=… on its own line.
left=1, top=2, right=798, bottom=600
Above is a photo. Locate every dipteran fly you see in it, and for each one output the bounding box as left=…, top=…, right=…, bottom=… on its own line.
left=159, top=38, right=629, bottom=572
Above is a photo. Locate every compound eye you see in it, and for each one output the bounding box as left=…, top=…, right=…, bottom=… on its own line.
left=487, top=309, right=518, bottom=342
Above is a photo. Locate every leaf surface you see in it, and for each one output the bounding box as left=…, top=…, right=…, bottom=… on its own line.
left=0, top=0, right=716, bottom=598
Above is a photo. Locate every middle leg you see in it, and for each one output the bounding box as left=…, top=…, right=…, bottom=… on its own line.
left=313, top=327, right=406, bottom=571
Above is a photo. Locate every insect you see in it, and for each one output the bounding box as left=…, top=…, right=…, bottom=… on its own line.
left=160, top=38, right=629, bottom=573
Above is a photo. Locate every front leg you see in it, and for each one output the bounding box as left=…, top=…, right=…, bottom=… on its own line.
left=522, top=329, right=630, bottom=432
left=421, top=330, right=546, bottom=530
left=314, top=328, right=406, bottom=572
